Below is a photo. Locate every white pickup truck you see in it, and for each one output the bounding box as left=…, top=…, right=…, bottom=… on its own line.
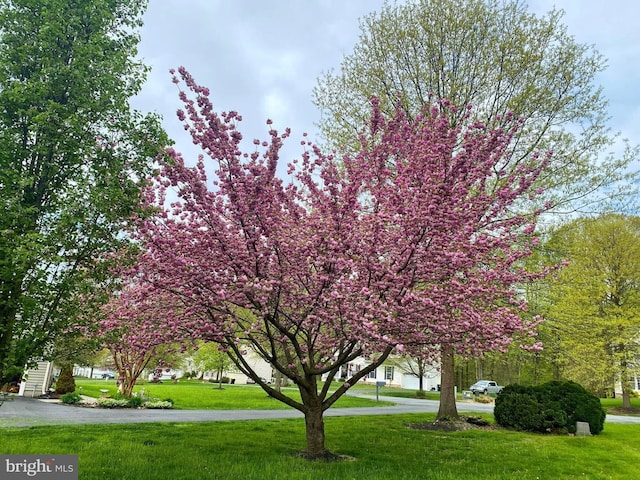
left=469, top=380, right=504, bottom=395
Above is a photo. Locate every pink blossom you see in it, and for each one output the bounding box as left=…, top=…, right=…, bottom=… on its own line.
left=118, top=68, right=554, bottom=449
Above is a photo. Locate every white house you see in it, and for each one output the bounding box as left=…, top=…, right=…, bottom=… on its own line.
left=331, top=356, right=441, bottom=391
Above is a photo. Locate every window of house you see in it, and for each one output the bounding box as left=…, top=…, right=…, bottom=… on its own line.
left=368, top=370, right=377, bottom=379
left=385, top=366, right=394, bottom=380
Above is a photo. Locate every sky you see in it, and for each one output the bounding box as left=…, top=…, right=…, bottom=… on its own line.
left=132, top=0, right=640, bottom=169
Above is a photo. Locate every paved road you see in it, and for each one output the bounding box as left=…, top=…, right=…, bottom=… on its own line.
left=0, top=393, right=636, bottom=427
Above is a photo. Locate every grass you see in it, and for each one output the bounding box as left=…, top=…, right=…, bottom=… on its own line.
left=1, top=414, right=638, bottom=479
left=601, top=396, right=640, bottom=414
left=75, top=378, right=394, bottom=409
left=368, top=387, right=443, bottom=400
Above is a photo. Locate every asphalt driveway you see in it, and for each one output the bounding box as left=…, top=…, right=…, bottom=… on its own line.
left=0, top=393, right=636, bottom=427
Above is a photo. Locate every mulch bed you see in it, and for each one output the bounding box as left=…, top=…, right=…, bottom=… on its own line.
left=608, top=407, right=640, bottom=416
left=408, top=415, right=499, bottom=432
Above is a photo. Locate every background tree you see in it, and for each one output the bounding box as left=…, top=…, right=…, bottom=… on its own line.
left=544, top=214, right=640, bottom=407
left=134, top=68, right=547, bottom=458
left=396, top=354, right=439, bottom=397
left=91, top=283, right=198, bottom=397
left=0, top=0, right=165, bottom=385
left=314, top=0, right=635, bottom=212
left=314, top=0, right=638, bottom=416
left=192, top=340, right=232, bottom=389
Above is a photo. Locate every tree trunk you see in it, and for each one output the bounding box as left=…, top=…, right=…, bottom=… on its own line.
left=437, top=344, right=459, bottom=420
left=622, top=387, right=631, bottom=409
left=121, top=377, right=135, bottom=397
left=417, top=360, right=425, bottom=397
left=0, top=290, right=19, bottom=385
left=621, top=359, right=632, bottom=409
left=304, top=405, right=328, bottom=459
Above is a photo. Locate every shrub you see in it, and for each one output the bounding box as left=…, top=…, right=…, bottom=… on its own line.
left=96, top=397, right=130, bottom=408
left=209, top=377, right=229, bottom=384
left=54, top=365, right=76, bottom=395
left=473, top=394, right=494, bottom=404
left=494, top=381, right=606, bottom=434
left=144, top=400, right=173, bottom=409
left=60, top=392, right=82, bottom=404
left=127, top=396, right=143, bottom=408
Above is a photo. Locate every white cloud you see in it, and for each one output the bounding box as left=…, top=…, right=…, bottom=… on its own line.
left=133, top=0, right=640, bottom=173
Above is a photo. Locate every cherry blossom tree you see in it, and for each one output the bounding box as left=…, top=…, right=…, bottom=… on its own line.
left=134, top=67, right=547, bottom=458
left=94, top=282, right=201, bottom=397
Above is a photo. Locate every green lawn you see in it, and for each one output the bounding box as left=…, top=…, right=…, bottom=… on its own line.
left=600, top=396, right=640, bottom=414
left=75, top=378, right=393, bottom=409
left=1, top=414, right=638, bottom=479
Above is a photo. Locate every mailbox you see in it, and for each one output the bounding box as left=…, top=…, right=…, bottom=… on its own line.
left=375, top=380, right=386, bottom=401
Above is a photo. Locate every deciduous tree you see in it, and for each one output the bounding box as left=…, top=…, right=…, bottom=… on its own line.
left=92, top=283, right=199, bottom=397
left=0, top=0, right=165, bottom=385
left=545, top=214, right=640, bottom=407
left=192, top=341, right=233, bottom=389
left=132, top=68, right=547, bottom=458
left=313, top=0, right=638, bottom=416
left=314, top=0, right=635, bottom=212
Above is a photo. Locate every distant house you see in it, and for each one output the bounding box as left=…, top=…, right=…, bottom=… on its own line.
left=195, top=350, right=274, bottom=385
left=329, top=356, right=441, bottom=391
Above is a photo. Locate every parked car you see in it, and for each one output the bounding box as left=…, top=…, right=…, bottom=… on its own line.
left=246, top=377, right=270, bottom=384
left=470, top=380, right=504, bottom=395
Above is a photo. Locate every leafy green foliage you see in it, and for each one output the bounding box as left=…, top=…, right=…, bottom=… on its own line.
left=191, top=341, right=233, bottom=385
left=95, top=397, right=129, bottom=408
left=54, top=364, right=76, bottom=395
left=143, top=400, right=173, bottom=409
left=494, top=381, right=606, bottom=434
left=60, top=391, right=82, bottom=404
left=540, top=215, right=640, bottom=406
left=127, top=396, right=143, bottom=408
left=0, top=0, right=166, bottom=384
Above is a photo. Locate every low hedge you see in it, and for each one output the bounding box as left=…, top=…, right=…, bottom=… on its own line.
left=95, top=396, right=174, bottom=409
left=494, top=381, right=606, bottom=434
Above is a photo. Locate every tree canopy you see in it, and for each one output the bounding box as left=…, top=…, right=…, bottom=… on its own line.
left=0, top=0, right=165, bottom=384
left=313, top=0, right=639, bottom=418
left=543, top=214, right=640, bottom=407
left=313, top=0, right=637, bottom=214
left=130, top=67, right=549, bottom=458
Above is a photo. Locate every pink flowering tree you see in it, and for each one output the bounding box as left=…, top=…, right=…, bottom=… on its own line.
left=134, top=67, right=547, bottom=458
left=94, top=282, right=201, bottom=397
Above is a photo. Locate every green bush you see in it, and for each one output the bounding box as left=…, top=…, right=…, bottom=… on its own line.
left=209, top=377, right=229, bottom=384
left=144, top=400, right=173, bottom=409
left=96, top=397, right=129, bottom=408
left=54, top=365, right=76, bottom=395
left=60, top=392, right=82, bottom=404
left=494, top=381, right=606, bottom=434
left=127, top=396, right=143, bottom=408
